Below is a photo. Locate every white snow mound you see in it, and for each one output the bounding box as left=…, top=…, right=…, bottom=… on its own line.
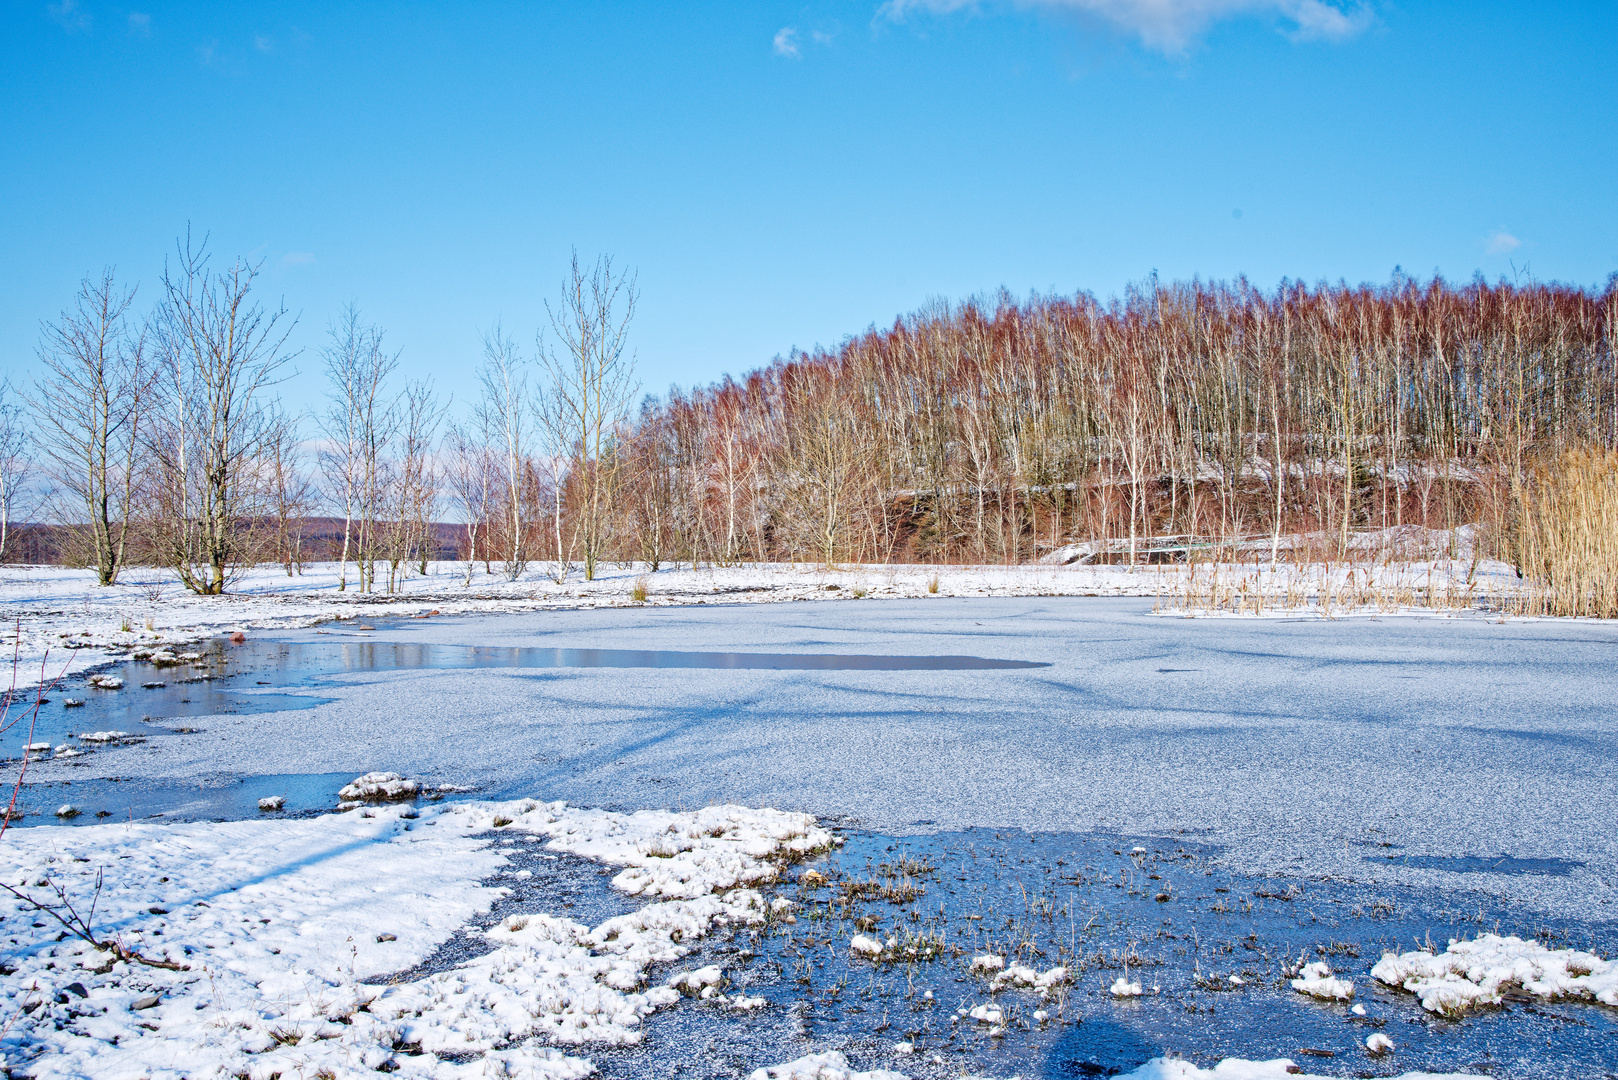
left=1371, top=933, right=1618, bottom=1017
left=850, top=934, right=884, bottom=958
left=748, top=1050, right=909, bottom=1080
left=338, top=771, right=422, bottom=801
left=1291, top=960, right=1354, bottom=1001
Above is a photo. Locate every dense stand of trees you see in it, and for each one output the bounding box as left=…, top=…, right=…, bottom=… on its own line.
left=7, top=248, right=1616, bottom=598
left=610, top=275, right=1617, bottom=570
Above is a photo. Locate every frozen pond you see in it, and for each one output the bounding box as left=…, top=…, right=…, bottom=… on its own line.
left=14, top=597, right=1617, bottom=921
left=8, top=596, right=1618, bottom=1075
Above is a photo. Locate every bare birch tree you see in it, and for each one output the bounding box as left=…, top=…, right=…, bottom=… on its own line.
left=476, top=327, right=531, bottom=580
left=29, top=270, right=150, bottom=584
left=318, top=306, right=398, bottom=593
left=380, top=380, right=443, bottom=590
left=0, top=383, right=29, bottom=561
left=530, top=375, right=575, bottom=583
left=263, top=408, right=317, bottom=575
left=148, top=236, right=294, bottom=594
left=443, top=419, right=494, bottom=584
left=541, top=251, right=639, bottom=581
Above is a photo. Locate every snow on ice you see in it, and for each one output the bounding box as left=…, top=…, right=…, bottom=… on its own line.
left=1371, top=933, right=1618, bottom=1017
left=1289, top=960, right=1354, bottom=1001
left=0, top=797, right=834, bottom=1079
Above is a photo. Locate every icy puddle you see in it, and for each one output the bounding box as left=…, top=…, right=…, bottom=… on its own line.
left=575, top=828, right=1618, bottom=1079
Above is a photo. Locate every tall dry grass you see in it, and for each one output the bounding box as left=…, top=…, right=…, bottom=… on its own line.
left=1516, top=448, right=1618, bottom=619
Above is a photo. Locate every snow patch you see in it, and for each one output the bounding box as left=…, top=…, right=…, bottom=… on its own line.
left=1371, top=933, right=1618, bottom=1017
left=0, top=797, right=832, bottom=1078
left=1290, top=960, right=1354, bottom=1001
left=338, top=771, right=422, bottom=802
left=747, top=1050, right=909, bottom=1080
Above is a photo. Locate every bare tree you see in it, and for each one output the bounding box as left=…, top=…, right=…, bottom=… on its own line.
left=530, top=375, right=575, bottom=583
left=147, top=235, right=294, bottom=594
left=443, top=419, right=495, bottom=584
left=0, top=383, right=29, bottom=562
left=262, top=408, right=318, bottom=575
left=380, top=380, right=443, bottom=590
left=542, top=251, right=639, bottom=581
left=318, top=305, right=398, bottom=592
left=28, top=270, right=150, bottom=584
left=477, top=327, right=532, bottom=581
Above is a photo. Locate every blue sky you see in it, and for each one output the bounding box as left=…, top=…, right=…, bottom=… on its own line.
left=3, top=1, right=1614, bottom=414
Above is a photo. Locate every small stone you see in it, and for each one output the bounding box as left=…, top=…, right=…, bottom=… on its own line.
left=132, top=994, right=160, bottom=1010
left=63, top=982, right=88, bottom=998
left=376, top=933, right=397, bottom=942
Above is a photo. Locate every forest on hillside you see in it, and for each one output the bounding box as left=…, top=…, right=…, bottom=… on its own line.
left=614, top=274, right=1617, bottom=572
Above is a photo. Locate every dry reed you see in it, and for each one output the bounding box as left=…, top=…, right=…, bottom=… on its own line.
left=1516, top=448, right=1618, bottom=618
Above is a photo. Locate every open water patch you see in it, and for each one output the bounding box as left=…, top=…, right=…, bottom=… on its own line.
left=578, top=828, right=1618, bottom=1079
left=1368, top=853, right=1586, bottom=877
left=3, top=633, right=1046, bottom=824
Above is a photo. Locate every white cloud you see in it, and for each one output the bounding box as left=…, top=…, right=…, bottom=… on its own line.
left=879, top=0, right=1372, bottom=55
left=280, top=252, right=317, bottom=267
left=773, top=26, right=801, bottom=57
left=47, top=0, right=92, bottom=33
left=254, top=33, right=274, bottom=53
left=1485, top=229, right=1521, bottom=256
left=127, top=11, right=151, bottom=35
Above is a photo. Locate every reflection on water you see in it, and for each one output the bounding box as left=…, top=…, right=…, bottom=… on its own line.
left=4, top=633, right=1045, bottom=825
left=291, top=641, right=1050, bottom=672
left=1370, top=852, right=1586, bottom=876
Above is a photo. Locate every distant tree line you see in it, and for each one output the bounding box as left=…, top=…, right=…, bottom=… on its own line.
left=4, top=245, right=1614, bottom=591
left=3, top=238, right=640, bottom=592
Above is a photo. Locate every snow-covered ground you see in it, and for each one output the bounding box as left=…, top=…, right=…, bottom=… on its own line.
left=1, top=796, right=834, bottom=1079
left=0, top=545, right=1522, bottom=691
left=0, top=792, right=1491, bottom=1080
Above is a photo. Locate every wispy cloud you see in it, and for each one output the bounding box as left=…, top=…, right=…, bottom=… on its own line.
left=773, top=26, right=801, bottom=58
left=127, top=11, right=150, bottom=36
left=47, top=0, right=92, bottom=33
left=879, top=0, right=1373, bottom=55
left=1485, top=229, right=1521, bottom=256
left=281, top=252, right=317, bottom=267
left=253, top=33, right=273, bottom=53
